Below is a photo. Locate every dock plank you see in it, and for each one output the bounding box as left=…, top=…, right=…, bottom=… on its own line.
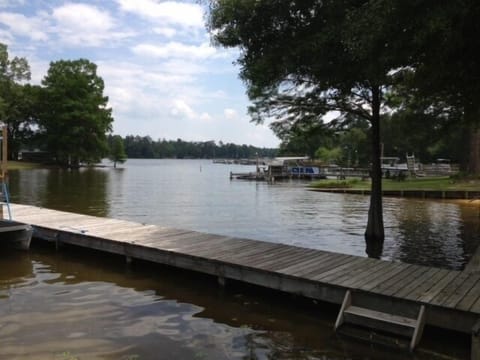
left=277, top=251, right=337, bottom=276
left=359, top=262, right=410, bottom=292
left=403, top=269, right=451, bottom=302
left=369, top=263, right=417, bottom=294
left=417, top=270, right=460, bottom=304
left=335, top=260, right=392, bottom=289
left=312, top=257, right=374, bottom=283
left=394, top=268, right=441, bottom=299
left=429, top=271, right=474, bottom=306
left=293, top=254, right=356, bottom=279
left=456, top=277, right=480, bottom=312
left=267, top=248, right=321, bottom=271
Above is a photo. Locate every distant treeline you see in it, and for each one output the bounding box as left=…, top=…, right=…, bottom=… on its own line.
left=119, top=135, right=278, bottom=159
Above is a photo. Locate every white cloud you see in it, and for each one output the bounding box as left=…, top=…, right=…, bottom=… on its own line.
left=224, top=108, right=238, bottom=120
left=0, top=12, right=48, bottom=41
left=116, top=0, right=203, bottom=28
left=153, top=26, right=176, bottom=38
left=199, top=112, right=212, bottom=122
left=170, top=99, right=196, bottom=119
left=51, top=3, right=127, bottom=47
left=0, top=28, right=13, bottom=44
left=132, top=42, right=217, bottom=59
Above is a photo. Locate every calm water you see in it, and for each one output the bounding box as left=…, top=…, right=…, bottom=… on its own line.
left=1, top=159, right=477, bottom=359
left=8, top=159, right=480, bottom=270
left=0, top=247, right=469, bottom=360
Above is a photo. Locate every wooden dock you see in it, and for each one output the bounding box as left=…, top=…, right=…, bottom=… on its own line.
left=8, top=203, right=480, bottom=354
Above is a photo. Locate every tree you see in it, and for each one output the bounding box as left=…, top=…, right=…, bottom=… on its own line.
left=39, top=59, right=113, bottom=167
left=108, top=135, right=127, bottom=168
left=0, top=43, right=33, bottom=159
left=276, top=121, right=333, bottom=158
left=208, top=0, right=407, bottom=246
left=388, top=1, right=480, bottom=173
left=315, top=146, right=342, bottom=165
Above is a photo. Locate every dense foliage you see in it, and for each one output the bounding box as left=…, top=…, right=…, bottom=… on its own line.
left=39, top=59, right=113, bottom=167
left=121, top=135, right=277, bottom=159
left=0, top=43, right=34, bottom=159
left=108, top=135, right=127, bottom=168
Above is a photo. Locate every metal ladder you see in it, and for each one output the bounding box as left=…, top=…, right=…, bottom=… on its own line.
left=1, top=180, right=12, bottom=220
left=0, top=125, right=11, bottom=220
left=335, top=290, right=426, bottom=352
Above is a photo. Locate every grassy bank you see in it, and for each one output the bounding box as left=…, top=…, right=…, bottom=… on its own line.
left=5, top=161, right=46, bottom=170
left=311, top=176, right=480, bottom=191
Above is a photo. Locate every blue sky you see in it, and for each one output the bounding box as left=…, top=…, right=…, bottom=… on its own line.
left=0, top=0, right=280, bottom=147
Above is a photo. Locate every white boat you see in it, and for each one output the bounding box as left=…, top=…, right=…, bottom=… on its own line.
left=381, top=156, right=419, bottom=177
left=0, top=219, right=33, bottom=250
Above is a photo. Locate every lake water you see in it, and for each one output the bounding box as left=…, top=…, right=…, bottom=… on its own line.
left=1, top=159, right=476, bottom=359
left=8, top=159, right=480, bottom=270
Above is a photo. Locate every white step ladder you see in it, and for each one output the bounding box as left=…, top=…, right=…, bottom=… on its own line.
left=334, top=290, right=426, bottom=352
left=1, top=181, right=12, bottom=220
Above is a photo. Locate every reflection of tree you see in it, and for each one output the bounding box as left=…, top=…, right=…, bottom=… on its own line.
left=8, top=169, right=49, bottom=206
left=392, top=200, right=465, bottom=270
left=8, top=168, right=110, bottom=217
left=366, top=238, right=384, bottom=259
left=0, top=250, right=33, bottom=286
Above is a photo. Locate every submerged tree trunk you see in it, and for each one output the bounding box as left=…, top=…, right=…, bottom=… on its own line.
left=365, top=85, right=385, bottom=257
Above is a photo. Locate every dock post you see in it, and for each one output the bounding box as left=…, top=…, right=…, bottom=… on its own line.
left=55, top=233, right=60, bottom=251
left=218, top=275, right=226, bottom=287
left=472, top=320, right=480, bottom=360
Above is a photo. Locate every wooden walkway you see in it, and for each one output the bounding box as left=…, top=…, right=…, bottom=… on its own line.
left=9, top=203, right=480, bottom=336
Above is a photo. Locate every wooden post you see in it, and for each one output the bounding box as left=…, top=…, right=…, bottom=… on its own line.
left=472, top=319, right=480, bottom=360
left=0, top=126, right=7, bottom=220
left=1, top=126, right=7, bottom=178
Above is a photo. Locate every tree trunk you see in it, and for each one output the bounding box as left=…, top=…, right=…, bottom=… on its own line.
left=461, top=101, right=480, bottom=175
left=365, top=85, right=385, bottom=257
left=468, top=126, right=480, bottom=174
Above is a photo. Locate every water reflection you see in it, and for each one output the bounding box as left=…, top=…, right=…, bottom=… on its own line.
left=0, top=246, right=468, bottom=360
left=9, top=168, right=110, bottom=216
left=380, top=198, right=480, bottom=269
left=6, top=160, right=480, bottom=270
left=365, top=238, right=384, bottom=259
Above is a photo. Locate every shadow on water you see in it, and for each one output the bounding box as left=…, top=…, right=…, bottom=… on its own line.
left=0, top=243, right=471, bottom=360
left=8, top=167, right=110, bottom=217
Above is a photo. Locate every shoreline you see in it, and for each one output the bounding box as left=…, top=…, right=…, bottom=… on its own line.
left=309, top=188, right=480, bottom=200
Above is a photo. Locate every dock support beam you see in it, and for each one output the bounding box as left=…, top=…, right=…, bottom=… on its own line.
left=218, top=275, right=226, bottom=287
left=472, top=320, right=480, bottom=360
